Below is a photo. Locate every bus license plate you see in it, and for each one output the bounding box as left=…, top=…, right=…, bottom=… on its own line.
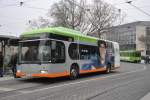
left=26, top=74, right=31, bottom=77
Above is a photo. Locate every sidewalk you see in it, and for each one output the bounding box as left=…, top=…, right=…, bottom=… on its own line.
left=140, top=92, right=150, bottom=100
left=0, top=75, right=14, bottom=81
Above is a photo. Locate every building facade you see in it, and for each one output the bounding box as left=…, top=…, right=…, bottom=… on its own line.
left=104, top=21, right=150, bottom=56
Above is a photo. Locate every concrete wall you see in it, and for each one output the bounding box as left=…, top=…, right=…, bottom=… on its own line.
left=136, top=26, right=146, bottom=56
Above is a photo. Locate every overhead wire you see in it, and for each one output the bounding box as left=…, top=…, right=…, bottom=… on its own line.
left=0, top=4, right=19, bottom=8
left=125, top=0, right=150, bottom=17
left=0, top=0, right=49, bottom=34
left=108, top=0, right=150, bottom=22
left=23, top=3, right=49, bottom=11
left=2, top=0, right=149, bottom=28
left=0, top=0, right=49, bottom=24
left=24, top=0, right=39, bottom=3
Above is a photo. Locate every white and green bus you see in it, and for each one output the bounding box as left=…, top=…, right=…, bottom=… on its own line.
left=120, top=50, right=141, bottom=63
left=16, top=27, right=120, bottom=79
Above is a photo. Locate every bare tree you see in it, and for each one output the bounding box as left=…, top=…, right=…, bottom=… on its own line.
left=49, top=0, right=88, bottom=32
left=27, top=16, right=51, bottom=30
left=27, top=0, right=124, bottom=36
left=87, top=0, right=121, bottom=38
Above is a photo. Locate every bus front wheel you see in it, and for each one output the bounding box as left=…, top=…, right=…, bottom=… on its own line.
left=70, top=64, right=79, bottom=80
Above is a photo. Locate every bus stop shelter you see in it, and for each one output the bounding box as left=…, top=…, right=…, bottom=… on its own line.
left=0, top=35, right=19, bottom=76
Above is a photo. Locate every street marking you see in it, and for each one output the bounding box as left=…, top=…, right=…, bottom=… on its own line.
left=0, top=77, right=14, bottom=81
left=0, top=87, right=15, bottom=91
left=40, top=77, right=144, bottom=100
left=21, top=65, right=147, bottom=94
left=87, top=77, right=144, bottom=100
left=140, top=92, right=150, bottom=100
left=0, top=65, right=147, bottom=100
left=34, top=74, right=146, bottom=100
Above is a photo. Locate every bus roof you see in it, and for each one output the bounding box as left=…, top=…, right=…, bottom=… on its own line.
left=21, top=27, right=114, bottom=45
left=22, top=27, right=98, bottom=44
left=22, top=27, right=82, bottom=36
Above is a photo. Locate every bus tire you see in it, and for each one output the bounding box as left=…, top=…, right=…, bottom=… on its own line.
left=14, top=76, right=21, bottom=78
left=105, top=64, right=111, bottom=74
left=70, top=64, right=79, bottom=80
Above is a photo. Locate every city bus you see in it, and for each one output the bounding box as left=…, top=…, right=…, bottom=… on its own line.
left=120, top=50, right=141, bottom=63
left=16, top=27, right=120, bottom=79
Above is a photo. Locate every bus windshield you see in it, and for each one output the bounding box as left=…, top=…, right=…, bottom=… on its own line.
left=19, top=39, right=65, bottom=64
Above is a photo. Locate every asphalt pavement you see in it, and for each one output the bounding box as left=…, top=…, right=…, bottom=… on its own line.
left=0, top=62, right=150, bottom=100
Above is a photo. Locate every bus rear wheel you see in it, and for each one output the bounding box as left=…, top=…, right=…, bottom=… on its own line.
left=70, top=65, right=79, bottom=80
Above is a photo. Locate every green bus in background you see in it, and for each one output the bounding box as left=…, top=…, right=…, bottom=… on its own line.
left=120, top=50, right=141, bottom=63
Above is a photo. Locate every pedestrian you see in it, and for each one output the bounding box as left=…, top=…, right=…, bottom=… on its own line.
left=148, top=55, right=150, bottom=64
left=145, top=55, right=149, bottom=64
left=10, top=52, right=17, bottom=78
left=0, top=51, right=3, bottom=77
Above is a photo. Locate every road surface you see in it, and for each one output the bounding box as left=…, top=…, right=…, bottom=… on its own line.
left=0, top=62, right=150, bottom=100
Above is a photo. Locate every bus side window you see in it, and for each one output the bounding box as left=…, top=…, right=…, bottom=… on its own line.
left=68, top=43, right=79, bottom=60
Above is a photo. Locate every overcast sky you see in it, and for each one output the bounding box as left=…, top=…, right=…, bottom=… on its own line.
left=0, top=0, right=150, bottom=37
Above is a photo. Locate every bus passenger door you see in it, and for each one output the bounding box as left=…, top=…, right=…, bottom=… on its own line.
left=113, top=43, right=120, bottom=68
left=50, top=40, right=67, bottom=73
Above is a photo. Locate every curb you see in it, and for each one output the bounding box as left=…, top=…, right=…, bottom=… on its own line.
left=140, top=93, right=150, bottom=100
left=0, top=76, right=14, bottom=81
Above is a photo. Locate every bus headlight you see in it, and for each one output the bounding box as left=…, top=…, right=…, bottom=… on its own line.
left=17, top=70, right=21, bottom=73
left=40, top=70, right=48, bottom=74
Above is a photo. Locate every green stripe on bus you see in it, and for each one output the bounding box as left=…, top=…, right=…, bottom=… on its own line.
left=21, top=27, right=97, bottom=44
